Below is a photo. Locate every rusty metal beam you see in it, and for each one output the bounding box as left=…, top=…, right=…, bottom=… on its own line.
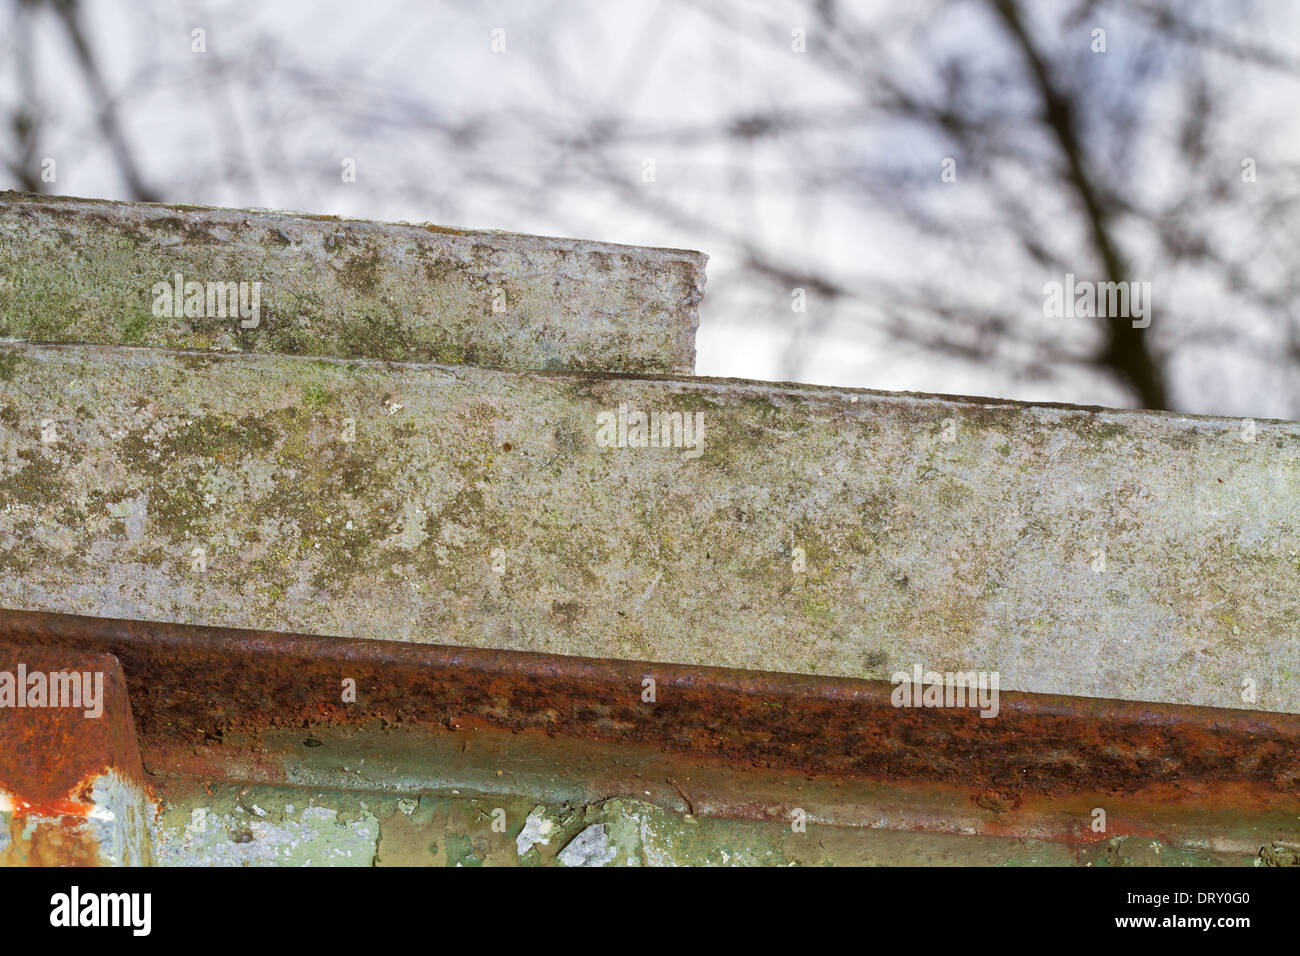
left=4, top=608, right=1296, bottom=813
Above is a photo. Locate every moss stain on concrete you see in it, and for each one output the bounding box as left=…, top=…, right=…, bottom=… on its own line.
left=0, top=343, right=1295, bottom=712
left=0, top=192, right=705, bottom=373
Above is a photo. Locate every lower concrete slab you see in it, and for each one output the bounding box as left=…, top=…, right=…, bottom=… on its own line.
left=0, top=343, right=1296, bottom=711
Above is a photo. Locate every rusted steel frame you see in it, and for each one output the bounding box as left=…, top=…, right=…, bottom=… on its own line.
left=2, top=607, right=1296, bottom=803
left=0, top=641, right=149, bottom=865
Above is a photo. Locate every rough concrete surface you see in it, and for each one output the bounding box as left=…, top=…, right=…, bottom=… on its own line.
left=0, top=342, right=1295, bottom=712
left=0, top=192, right=705, bottom=373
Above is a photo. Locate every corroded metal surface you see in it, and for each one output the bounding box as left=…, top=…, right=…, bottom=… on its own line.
left=0, top=191, right=705, bottom=373
left=6, top=609, right=1298, bottom=806
left=0, top=640, right=151, bottom=865
left=0, top=343, right=1296, bottom=710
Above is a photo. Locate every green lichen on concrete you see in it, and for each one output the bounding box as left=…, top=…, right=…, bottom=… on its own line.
left=0, top=351, right=21, bottom=381
left=0, top=448, right=63, bottom=505
left=1, top=343, right=1298, bottom=712
left=0, top=191, right=706, bottom=373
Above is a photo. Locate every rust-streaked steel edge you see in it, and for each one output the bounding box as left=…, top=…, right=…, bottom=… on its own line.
left=0, top=640, right=150, bottom=865
left=2, top=607, right=1295, bottom=807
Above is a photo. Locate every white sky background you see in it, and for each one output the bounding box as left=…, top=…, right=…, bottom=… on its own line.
left=3, top=0, right=1299, bottom=416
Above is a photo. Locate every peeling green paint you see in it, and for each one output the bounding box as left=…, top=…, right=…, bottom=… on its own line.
left=149, top=782, right=1263, bottom=867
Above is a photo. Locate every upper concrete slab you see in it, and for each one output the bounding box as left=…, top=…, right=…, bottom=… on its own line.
left=0, top=192, right=705, bottom=373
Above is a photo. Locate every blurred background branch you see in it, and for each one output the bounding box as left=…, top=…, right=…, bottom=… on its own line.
left=2, top=0, right=1297, bottom=416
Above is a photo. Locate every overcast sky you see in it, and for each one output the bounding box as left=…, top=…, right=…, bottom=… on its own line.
left=4, top=0, right=1298, bottom=417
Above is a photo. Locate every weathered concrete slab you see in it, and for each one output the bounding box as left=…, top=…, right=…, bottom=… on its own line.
left=0, top=192, right=705, bottom=372
left=0, top=342, right=1296, bottom=712
left=0, top=641, right=151, bottom=865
